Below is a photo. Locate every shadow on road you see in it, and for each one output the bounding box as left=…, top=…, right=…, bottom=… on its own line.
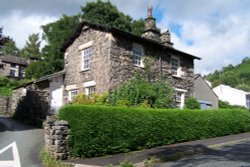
left=0, top=116, right=40, bottom=132
left=155, top=141, right=250, bottom=167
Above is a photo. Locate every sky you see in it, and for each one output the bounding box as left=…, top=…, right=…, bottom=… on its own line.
left=1, top=0, right=250, bottom=75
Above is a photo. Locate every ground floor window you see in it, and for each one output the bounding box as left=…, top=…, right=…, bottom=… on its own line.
left=68, top=89, right=78, bottom=102
left=174, top=88, right=187, bottom=109
left=85, top=86, right=96, bottom=96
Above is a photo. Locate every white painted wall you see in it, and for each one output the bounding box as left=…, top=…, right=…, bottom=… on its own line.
left=213, top=85, right=249, bottom=108
left=49, top=75, right=64, bottom=113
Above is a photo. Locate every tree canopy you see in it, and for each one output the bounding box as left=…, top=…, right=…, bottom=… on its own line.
left=206, top=57, right=250, bottom=91
left=21, top=33, right=41, bottom=59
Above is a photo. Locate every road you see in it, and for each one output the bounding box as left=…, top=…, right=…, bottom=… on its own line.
left=0, top=115, right=43, bottom=167
left=159, top=139, right=250, bottom=167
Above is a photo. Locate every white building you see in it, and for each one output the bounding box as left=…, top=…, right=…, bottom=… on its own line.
left=213, top=84, right=250, bottom=109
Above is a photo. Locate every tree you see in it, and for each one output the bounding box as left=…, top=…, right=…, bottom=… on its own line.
left=41, top=15, right=80, bottom=73
left=184, top=97, right=200, bottom=109
left=2, top=38, right=20, bottom=56
left=0, top=27, right=10, bottom=54
left=21, top=33, right=41, bottom=59
left=131, top=19, right=145, bottom=36
left=25, top=61, right=50, bottom=79
left=81, top=0, right=132, bottom=32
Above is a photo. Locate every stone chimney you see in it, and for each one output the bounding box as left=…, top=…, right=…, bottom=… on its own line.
left=141, top=5, right=161, bottom=42
left=160, top=30, right=173, bottom=47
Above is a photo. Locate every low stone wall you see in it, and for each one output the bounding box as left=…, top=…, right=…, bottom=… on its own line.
left=44, top=116, right=69, bottom=160
left=0, top=96, right=10, bottom=115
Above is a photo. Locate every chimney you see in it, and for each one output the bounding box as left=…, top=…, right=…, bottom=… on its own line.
left=141, top=5, right=160, bottom=42
left=160, top=30, right=173, bottom=47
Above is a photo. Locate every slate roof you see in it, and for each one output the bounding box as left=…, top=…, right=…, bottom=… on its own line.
left=60, top=20, right=201, bottom=60
left=0, top=55, right=28, bottom=66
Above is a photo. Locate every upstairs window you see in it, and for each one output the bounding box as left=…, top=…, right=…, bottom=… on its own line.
left=10, top=69, right=16, bottom=77
left=171, top=57, right=181, bottom=77
left=132, top=43, right=144, bottom=67
left=81, top=47, right=92, bottom=71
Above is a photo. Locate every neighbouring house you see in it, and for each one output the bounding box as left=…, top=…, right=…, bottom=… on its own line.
left=213, top=84, right=250, bottom=109
left=194, top=74, right=219, bottom=109
left=36, top=6, right=200, bottom=112
left=0, top=55, right=28, bottom=79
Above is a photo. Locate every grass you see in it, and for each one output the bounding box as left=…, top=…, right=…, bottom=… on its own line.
left=40, top=148, right=73, bottom=167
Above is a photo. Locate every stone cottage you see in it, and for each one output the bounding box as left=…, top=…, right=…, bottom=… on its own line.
left=40, top=6, right=200, bottom=111
left=0, top=55, right=28, bottom=79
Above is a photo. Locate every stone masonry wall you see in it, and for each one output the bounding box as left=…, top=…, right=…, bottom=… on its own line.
left=64, top=25, right=195, bottom=100
left=0, top=96, right=10, bottom=115
left=64, top=27, right=111, bottom=102
left=109, top=34, right=195, bottom=97
left=11, top=84, right=49, bottom=126
left=44, top=116, right=69, bottom=160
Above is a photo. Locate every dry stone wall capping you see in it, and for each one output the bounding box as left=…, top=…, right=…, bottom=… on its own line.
left=44, top=116, right=69, bottom=160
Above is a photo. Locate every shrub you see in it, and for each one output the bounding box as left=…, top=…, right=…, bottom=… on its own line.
left=107, top=77, right=174, bottom=108
left=185, top=97, right=200, bottom=109
left=58, top=105, right=250, bottom=158
left=219, top=100, right=246, bottom=109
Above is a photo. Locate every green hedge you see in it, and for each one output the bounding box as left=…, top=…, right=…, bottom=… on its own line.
left=58, top=105, right=250, bottom=158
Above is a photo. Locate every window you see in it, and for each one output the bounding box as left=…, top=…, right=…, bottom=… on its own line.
left=174, top=88, right=187, bottom=109
left=81, top=47, right=92, bottom=70
left=246, top=94, right=250, bottom=109
left=132, top=43, right=144, bottom=67
left=85, top=86, right=96, bottom=96
left=171, top=57, right=180, bottom=77
left=68, top=89, right=78, bottom=102
left=10, top=69, right=16, bottom=77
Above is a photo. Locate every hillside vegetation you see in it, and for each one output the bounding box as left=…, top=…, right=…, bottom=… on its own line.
left=206, top=57, right=250, bottom=91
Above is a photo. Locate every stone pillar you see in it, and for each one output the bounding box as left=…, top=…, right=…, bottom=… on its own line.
left=44, top=116, right=69, bottom=160
left=160, top=30, right=173, bottom=47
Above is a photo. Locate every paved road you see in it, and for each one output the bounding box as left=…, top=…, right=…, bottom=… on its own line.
left=0, top=115, right=43, bottom=167
left=159, top=139, right=250, bottom=167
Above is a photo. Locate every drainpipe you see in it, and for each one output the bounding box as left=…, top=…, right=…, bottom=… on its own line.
left=159, top=56, right=162, bottom=82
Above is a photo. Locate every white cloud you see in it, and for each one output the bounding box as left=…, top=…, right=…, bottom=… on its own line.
left=1, top=11, right=57, bottom=48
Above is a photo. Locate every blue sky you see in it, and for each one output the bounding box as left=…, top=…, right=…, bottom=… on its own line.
left=1, top=0, right=250, bottom=74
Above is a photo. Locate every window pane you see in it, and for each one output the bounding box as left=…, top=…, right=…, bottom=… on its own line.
left=82, top=47, right=92, bottom=70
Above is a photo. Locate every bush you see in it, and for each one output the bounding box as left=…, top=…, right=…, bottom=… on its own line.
left=219, top=100, right=247, bottom=109
left=107, top=77, right=174, bottom=108
left=185, top=97, right=200, bottom=109
left=58, top=105, right=250, bottom=158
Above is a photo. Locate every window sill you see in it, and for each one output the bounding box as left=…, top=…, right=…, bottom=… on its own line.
left=79, top=69, right=90, bottom=73
left=172, top=75, right=182, bottom=79
left=133, top=64, right=144, bottom=68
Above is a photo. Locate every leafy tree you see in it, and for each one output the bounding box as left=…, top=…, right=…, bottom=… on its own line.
left=184, top=97, right=200, bottom=109
left=25, top=61, right=50, bottom=79
left=81, top=0, right=132, bottom=32
left=21, top=33, right=41, bottom=59
left=41, top=15, right=80, bottom=73
left=131, top=18, right=145, bottom=36
left=2, top=38, right=19, bottom=56
left=236, top=84, right=250, bottom=92
left=0, top=27, right=10, bottom=53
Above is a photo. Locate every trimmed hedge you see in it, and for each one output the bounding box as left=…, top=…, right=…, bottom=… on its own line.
left=58, top=105, right=250, bottom=158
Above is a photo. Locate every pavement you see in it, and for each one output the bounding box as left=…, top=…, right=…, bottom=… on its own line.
left=64, top=132, right=250, bottom=167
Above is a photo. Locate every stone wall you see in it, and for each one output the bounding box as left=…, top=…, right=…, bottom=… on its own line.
left=11, top=84, right=50, bottom=126
left=0, top=96, right=10, bottom=115
left=44, top=116, right=69, bottom=160
left=64, top=25, right=195, bottom=100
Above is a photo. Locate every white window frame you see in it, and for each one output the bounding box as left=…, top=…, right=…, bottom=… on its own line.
left=9, top=64, right=18, bottom=77
left=83, top=81, right=96, bottom=97
left=174, top=88, right=187, bottom=109
left=68, top=89, right=78, bottom=102
left=81, top=47, right=92, bottom=71
left=171, top=57, right=181, bottom=77
left=132, top=43, right=144, bottom=67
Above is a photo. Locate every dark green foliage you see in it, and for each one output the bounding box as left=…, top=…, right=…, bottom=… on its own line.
left=206, top=57, right=250, bottom=91
left=107, top=77, right=174, bottom=108
left=25, top=61, right=51, bottom=79
left=219, top=100, right=247, bottom=109
left=21, top=33, right=41, bottom=59
left=81, top=0, right=132, bottom=32
left=58, top=105, right=250, bottom=158
left=41, top=15, right=80, bottom=73
left=185, top=97, right=201, bottom=109
left=131, top=19, right=145, bottom=36
left=2, top=38, right=20, bottom=56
